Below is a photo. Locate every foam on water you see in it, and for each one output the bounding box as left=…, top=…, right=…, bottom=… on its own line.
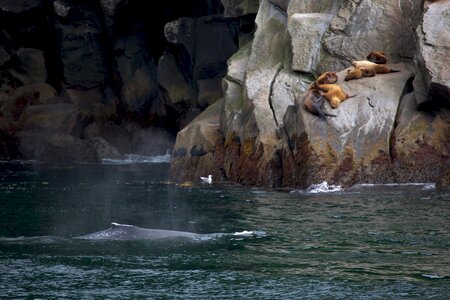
left=102, top=153, right=171, bottom=165
left=290, top=181, right=343, bottom=194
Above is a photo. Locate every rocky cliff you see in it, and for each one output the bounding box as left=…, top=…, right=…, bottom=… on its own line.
left=171, top=0, right=450, bottom=187
left=0, top=0, right=255, bottom=162
left=1, top=0, right=448, bottom=187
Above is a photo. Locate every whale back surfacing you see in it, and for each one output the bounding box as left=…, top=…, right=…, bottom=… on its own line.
left=77, top=223, right=199, bottom=240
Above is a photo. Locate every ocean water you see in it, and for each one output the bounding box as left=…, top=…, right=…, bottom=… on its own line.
left=0, top=161, right=449, bottom=299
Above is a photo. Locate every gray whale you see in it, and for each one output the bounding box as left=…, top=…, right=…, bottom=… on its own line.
left=77, top=222, right=200, bottom=240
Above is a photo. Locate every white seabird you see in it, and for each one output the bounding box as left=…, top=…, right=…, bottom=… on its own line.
left=200, top=175, right=213, bottom=184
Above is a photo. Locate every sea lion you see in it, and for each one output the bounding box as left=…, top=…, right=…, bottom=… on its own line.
left=352, top=60, right=400, bottom=74
left=367, top=51, right=387, bottom=64
left=304, top=88, right=337, bottom=119
left=362, top=67, right=376, bottom=77
left=345, top=67, right=364, bottom=81
left=316, top=71, right=338, bottom=85
left=345, top=67, right=376, bottom=81
left=308, top=71, right=338, bottom=90
left=312, top=81, right=355, bottom=109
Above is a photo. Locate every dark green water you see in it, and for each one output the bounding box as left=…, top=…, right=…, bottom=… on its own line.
left=0, top=162, right=449, bottom=299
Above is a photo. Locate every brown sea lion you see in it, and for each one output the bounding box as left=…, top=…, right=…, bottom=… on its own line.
left=367, top=51, right=387, bottom=64
left=304, top=89, right=337, bottom=119
left=345, top=67, right=364, bottom=81
left=345, top=67, right=377, bottom=81
left=316, top=71, right=338, bottom=84
left=352, top=60, right=400, bottom=74
left=312, top=81, right=356, bottom=109
left=308, top=71, right=338, bottom=90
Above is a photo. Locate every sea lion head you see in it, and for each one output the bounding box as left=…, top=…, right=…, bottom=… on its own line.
left=329, top=97, right=340, bottom=109
left=316, top=71, right=338, bottom=84
left=345, top=67, right=363, bottom=81
left=311, top=89, right=323, bottom=102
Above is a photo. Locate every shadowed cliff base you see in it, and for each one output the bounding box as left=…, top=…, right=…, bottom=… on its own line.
left=0, top=0, right=257, bottom=162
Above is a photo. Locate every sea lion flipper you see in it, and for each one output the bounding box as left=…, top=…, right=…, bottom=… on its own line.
left=390, top=69, right=400, bottom=73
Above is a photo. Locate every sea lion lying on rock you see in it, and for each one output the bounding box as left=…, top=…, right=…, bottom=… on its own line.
left=309, top=71, right=338, bottom=90
left=352, top=60, right=400, bottom=75
left=304, top=88, right=337, bottom=119
left=367, top=51, right=387, bottom=64
left=312, top=81, right=356, bottom=109
left=316, top=71, right=338, bottom=85
left=345, top=67, right=376, bottom=81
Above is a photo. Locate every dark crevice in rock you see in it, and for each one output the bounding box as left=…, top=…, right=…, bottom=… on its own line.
left=268, top=64, right=283, bottom=128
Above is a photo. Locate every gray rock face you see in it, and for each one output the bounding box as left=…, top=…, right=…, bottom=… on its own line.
left=416, top=1, right=450, bottom=106
left=287, top=0, right=342, bottom=15
left=320, top=0, right=419, bottom=72
left=288, top=13, right=333, bottom=73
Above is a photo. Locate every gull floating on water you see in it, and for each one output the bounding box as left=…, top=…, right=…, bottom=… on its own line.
left=200, top=175, right=213, bottom=183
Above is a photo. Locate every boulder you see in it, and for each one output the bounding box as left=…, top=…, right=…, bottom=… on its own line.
left=170, top=99, right=225, bottom=182
left=19, top=131, right=99, bottom=163
left=415, top=0, right=450, bottom=109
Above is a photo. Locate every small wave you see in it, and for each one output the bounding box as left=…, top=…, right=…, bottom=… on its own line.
left=102, top=153, right=171, bottom=165
left=350, top=183, right=436, bottom=191
left=421, top=274, right=446, bottom=279
left=290, top=181, right=343, bottom=194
